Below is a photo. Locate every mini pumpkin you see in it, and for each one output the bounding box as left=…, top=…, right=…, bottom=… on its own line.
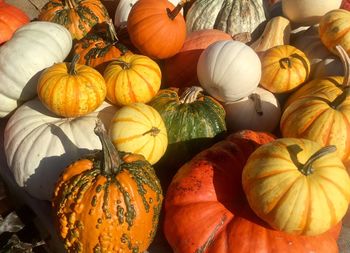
left=37, top=55, right=107, bottom=118
left=260, top=45, right=310, bottom=93
left=52, top=120, right=163, bottom=253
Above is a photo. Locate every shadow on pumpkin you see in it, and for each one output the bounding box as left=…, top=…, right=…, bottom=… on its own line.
left=19, top=69, right=46, bottom=106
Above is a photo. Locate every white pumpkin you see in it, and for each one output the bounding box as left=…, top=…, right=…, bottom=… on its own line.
left=0, top=21, right=72, bottom=118
left=197, top=40, right=261, bottom=102
left=224, top=87, right=281, bottom=132
left=114, top=0, right=181, bottom=28
left=282, top=0, right=342, bottom=26
left=4, top=99, right=117, bottom=200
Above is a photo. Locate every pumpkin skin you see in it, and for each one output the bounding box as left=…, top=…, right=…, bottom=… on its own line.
left=197, top=40, right=261, bottom=102
left=38, top=0, right=110, bottom=40
left=37, top=55, right=107, bottom=118
left=260, top=45, right=310, bottom=94
left=243, top=138, right=350, bottom=236
left=4, top=98, right=117, bottom=200
left=52, top=121, right=162, bottom=253
left=164, top=130, right=342, bottom=253
left=0, top=0, right=29, bottom=44
left=186, top=0, right=267, bottom=39
left=224, top=87, right=281, bottom=133
left=103, top=54, right=161, bottom=106
left=319, top=9, right=350, bottom=55
left=0, top=21, right=72, bottom=118
left=127, top=0, right=186, bottom=59
left=73, top=21, right=130, bottom=73
left=109, top=103, right=168, bottom=165
left=163, top=29, right=232, bottom=88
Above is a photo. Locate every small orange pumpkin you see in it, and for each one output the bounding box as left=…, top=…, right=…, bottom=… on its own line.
left=260, top=45, right=310, bottom=93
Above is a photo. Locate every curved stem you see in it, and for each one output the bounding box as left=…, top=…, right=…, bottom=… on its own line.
left=65, top=0, right=77, bottom=9
left=112, top=59, right=131, bottom=70
left=299, top=145, right=337, bottom=176
left=279, top=57, right=292, bottom=69
left=106, top=18, right=119, bottom=43
left=94, top=120, right=122, bottom=175
left=142, top=127, right=160, bottom=137
left=179, top=86, right=203, bottom=104
left=249, top=93, right=263, bottom=116
left=167, top=0, right=187, bottom=20
left=69, top=54, right=80, bottom=75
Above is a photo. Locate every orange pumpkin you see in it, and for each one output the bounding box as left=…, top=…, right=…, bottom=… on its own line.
left=37, top=55, right=107, bottom=118
left=127, top=0, right=187, bottom=59
left=260, top=45, right=310, bottom=93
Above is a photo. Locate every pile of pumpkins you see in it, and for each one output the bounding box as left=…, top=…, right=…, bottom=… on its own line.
left=1, top=0, right=350, bottom=252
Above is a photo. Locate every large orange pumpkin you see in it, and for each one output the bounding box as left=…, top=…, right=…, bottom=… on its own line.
left=164, top=130, right=342, bottom=253
left=127, top=0, right=187, bottom=59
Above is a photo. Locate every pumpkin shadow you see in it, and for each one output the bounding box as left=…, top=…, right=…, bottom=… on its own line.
left=19, top=69, right=46, bottom=105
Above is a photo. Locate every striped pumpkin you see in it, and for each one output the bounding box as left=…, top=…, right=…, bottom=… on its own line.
left=243, top=138, right=350, bottom=236
left=109, top=103, right=168, bottom=165
left=103, top=54, right=161, bottom=106
left=37, top=55, right=107, bottom=118
left=281, top=46, right=350, bottom=165
left=38, top=0, right=110, bottom=40
left=260, top=45, right=310, bottom=93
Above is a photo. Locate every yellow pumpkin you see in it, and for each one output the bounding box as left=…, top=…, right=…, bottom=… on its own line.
left=109, top=103, right=168, bottom=165
left=103, top=54, right=161, bottom=106
left=260, top=45, right=310, bottom=93
left=243, top=138, right=350, bottom=236
left=37, top=55, right=106, bottom=118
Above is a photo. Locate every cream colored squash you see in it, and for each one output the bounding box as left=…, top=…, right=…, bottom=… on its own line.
left=197, top=40, right=261, bottom=102
left=0, top=21, right=72, bottom=118
left=4, top=99, right=117, bottom=200
left=282, top=0, right=342, bottom=26
left=224, top=87, right=281, bottom=133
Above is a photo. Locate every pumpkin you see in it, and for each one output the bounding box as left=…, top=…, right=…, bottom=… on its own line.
left=38, top=0, right=110, bottom=40
left=282, top=0, right=342, bottom=26
left=224, top=87, right=281, bottom=133
left=52, top=120, right=162, bottom=253
left=292, top=25, right=343, bottom=79
left=319, top=9, right=350, bottom=55
left=0, top=21, right=72, bottom=118
left=260, top=45, right=310, bottom=94
left=197, top=40, right=261, bottom=102
left=4, top=98, right=117, bottom=200
left=243, top=138, right=350, bottom=235
left=0, top=0, right=29, bottom=44
left=281, top=45, right=350, bottom=166
left=109, top=103, right=168, bottom=165
left=186, top=0, right=267, bottom=40
left=250, top=16, right=291, bottom=54
left=37, top=55, right=107, bottom=118
left=127, top=0, right=187, bottom=59
left=164, top=130, right=342, bottom=253
left=342, top=0, right=350, bottom=10
left=73, top=20, right=130, bottom=73
left=103, top=54, right=161, bottom=106
left=163, top=29, right=232, bottom=88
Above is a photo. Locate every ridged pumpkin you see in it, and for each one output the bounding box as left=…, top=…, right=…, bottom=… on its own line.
left=127, top=0, right=187, bottom=59
left=109, top=103, right=168, bottom=165
left=186, top=0, right=267, bottom=39
left=73, top=20, right=130, bottom=73
left=52, top=120, right=163, bottom=253
left=163, top=29, right=232, bottom=88
left=281, top=45, right=350, bottom=165
left=38, top=0, right=110, bottom=40
left=0, top=0, right=29, bottom=44
left=243, top=138, right=350, bottom=235
left=260, top=45, right=310, bottom=93
left=103, top=54, right=161, bottom=106
left=37, top=55, right=107, bottom=118
left=164, top=130, right=342, bottom=253
left=319, top=9, right=350, bottom=55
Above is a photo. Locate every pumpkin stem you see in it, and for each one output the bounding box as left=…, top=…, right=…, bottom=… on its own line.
left=179, top=86, right=203, bottom=104
left=232, top=32, right=252, bottom=44
left=65, top=0, right=77, bottom=9
left=249, top=93, right=263, bottom=116
left=298, top=145, right=337, bottom=176
left=167, top=1, right=185, bottom=20
left=112, top=59, right=131, bottom=70
left=279, top=58, right=292, bottom=69
left=94, top=120, right=122, bottom=175
left=106, top=19, right=119, bottom=43
left=68, top=54, right=80, bottom=75
left=142, top=127, right=160, bottom=137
